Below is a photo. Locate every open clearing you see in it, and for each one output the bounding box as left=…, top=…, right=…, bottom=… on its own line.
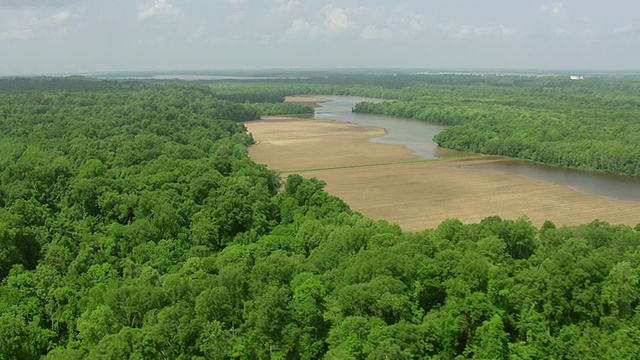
left=246, top=117, right=640, bottom=232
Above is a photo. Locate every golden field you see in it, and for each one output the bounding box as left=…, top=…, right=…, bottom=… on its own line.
left=246, top=116, right=640, bottom=232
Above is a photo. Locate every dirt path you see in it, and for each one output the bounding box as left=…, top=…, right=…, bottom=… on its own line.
left=246, top=117, right=640, bottom=232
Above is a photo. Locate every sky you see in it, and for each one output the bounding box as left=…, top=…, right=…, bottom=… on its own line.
left=0, top=0, right=639, bottom=75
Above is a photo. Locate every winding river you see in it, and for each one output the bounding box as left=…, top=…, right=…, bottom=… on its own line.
left=313, top=96, right=640, bottom=202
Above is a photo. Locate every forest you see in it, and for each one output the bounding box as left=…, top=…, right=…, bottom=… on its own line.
left=1, top=76, right=640, bottom=359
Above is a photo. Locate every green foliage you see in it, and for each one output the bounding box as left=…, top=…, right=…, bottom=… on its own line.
left=1, top=76, right=640, bottom=359
left=245, top=102, right=314, bottom=116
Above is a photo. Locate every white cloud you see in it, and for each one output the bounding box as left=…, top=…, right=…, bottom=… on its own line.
left=0, top=6, right=82, bottom=40
left=271, top=0, right=300, bottom=13
left=323, top=6, right=352, bottom=34
left=288, top=18, right=308, bottom=34
left=442, top=23, right=480, bottom=38
left=285, top=5, right=510, bottom=43
left=286, top=18, right=320, bottom=40
left=408, top=14, right=424, bottom=34
left=285, top=5, right=357, bottom=40
left=500, top=25, right=515, bottom=37
left=138, top=0, right=179, bottom=21
left=51, top=9, right=69, bottom=22
left=542, top=2, right=564, bottom=17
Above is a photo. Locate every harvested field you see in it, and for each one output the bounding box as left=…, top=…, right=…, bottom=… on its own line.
left=246, top=117, right=640, bottom=232
left=247, top=117, right=419, bottom=171
left=284, top=96, right=330, bottom=108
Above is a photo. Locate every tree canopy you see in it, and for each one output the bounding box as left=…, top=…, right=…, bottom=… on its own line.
left=1, top=76, right=640, bottom=359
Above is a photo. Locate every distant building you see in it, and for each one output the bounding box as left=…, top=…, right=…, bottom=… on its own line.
left=570, top=75, right=584, bottom=80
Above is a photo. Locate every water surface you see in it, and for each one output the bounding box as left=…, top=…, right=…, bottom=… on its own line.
left=314, top=96, right=464, bottom=159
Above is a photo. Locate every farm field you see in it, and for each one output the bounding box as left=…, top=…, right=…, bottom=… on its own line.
left=246, top=116, right=640, bottom=231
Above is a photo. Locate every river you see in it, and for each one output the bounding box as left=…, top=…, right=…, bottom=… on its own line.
left=312, top=96, right=640, bottom=202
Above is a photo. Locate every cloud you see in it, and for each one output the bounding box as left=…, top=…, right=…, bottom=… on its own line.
left=408, top=14, right=424, bottom=34
left=551, top=3, right=564, bottom=16
left=541, top=2, right=564, bottom=17
left=286, top=5, right=356, bottom=40
left=500, top=25, right=516, bottom=37
left=284, top=5, right=427, bottom=43
left=51, top=9, right=69, bottom=22
left=271, top=0, right=300, bottom=13
left=0, top=5, right=80, bottom=40
left=138, top=0, right=179, bottom=21
left=323, top=6, right=352, bottom=34
left=0, top=0, right=80, bottom=7
left=288, top=18, right=308, bottom=34
left=286, top=18, right=320, bottom=40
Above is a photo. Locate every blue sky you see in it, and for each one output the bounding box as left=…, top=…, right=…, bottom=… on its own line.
left=1, top=0, right=638, bottom=75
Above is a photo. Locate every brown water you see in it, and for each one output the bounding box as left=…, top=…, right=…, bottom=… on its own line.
left=314, top=96, right=640, bottom=202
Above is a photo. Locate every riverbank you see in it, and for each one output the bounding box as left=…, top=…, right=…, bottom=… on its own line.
left=246, top=117, right=640, bottom=232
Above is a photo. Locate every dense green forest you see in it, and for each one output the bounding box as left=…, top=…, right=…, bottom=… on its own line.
left=1, top=76, right=640, bottom=359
